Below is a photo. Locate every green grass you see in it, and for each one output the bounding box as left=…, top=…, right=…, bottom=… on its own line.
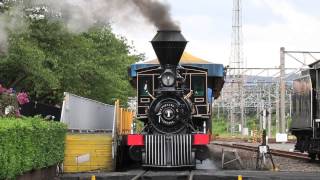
left=212, top=117, right=229, bottom=136
left=211, top=115, right=283, bottom=139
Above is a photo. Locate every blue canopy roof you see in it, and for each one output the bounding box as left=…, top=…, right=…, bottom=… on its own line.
left=129, top=63, right=224, bottom=78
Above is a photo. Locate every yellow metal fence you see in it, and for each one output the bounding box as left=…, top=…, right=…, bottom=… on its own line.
left=63, top=134, right=113, bottom=172
left=63, top=100, right=135, bottom=173
left=115, top=99, right=135, bottom=135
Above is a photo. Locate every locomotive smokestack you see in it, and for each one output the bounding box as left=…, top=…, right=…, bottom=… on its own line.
left=151, top=30, right=187, bottom=66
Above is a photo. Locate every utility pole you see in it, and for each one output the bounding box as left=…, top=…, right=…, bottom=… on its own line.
left=240, top=84, right=245, bottom=133
left=262, top=108, right=267, bottom=130
left=260, top=100, right=264, bottom=130
left=275, top=83, right=280, bottom=134
left=258, top=85, right=262, bottom=130
left=230, top=108, right=235, bottom=135
left=268, top=86, right=272, bottom=138
left=280, top=47, right=286, bottom=133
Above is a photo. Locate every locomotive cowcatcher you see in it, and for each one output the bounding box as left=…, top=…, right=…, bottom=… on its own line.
left=118, top=30, right=224, bottom=168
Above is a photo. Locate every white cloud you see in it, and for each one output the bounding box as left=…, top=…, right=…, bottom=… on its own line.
left=113, top=13, right=230, bottom=64
left=113, top=0, right=320, bottom=74
left=244, top=0, right=320, bottom=70
left=177, top=14, right=229, bottom=64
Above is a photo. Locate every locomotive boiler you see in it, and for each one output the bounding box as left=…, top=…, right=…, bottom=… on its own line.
left=122, top=30, right=225, bottom=168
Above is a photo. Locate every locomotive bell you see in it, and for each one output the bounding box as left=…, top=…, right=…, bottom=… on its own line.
left=151, top=30, right=188, bottom=66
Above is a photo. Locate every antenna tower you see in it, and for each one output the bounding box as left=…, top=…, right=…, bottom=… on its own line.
left=228, top=0, right=245, bottom=134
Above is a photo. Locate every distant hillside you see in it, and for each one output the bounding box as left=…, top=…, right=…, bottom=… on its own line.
left=226, top=72, right=300, bottom=85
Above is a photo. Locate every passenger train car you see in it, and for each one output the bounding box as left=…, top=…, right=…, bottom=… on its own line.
left=291, top=60, right=320, bottom=160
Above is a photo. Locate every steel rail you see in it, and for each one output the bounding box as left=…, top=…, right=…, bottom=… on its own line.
left=226, top=67, right=302, bottom=70
left=188, top=170, right=194, bottom=180
left=131, top=170, right=148, bottom=180
left=213, top=142, right=309, bottom=160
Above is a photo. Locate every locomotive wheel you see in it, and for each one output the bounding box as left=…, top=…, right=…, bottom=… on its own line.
left=195, top=145, right=209, bottom=161
left=115, top=138, right=130, bottom=171
left=129, top=146, right=142, bottom=162
left=115, top=140, right=125, bottom=170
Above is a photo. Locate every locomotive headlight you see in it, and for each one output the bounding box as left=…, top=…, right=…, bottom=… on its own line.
left=161, top=69, right=175, bottom=87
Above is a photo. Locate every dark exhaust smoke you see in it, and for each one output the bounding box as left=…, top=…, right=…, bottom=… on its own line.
left=132, top=0, right=180, bottom=30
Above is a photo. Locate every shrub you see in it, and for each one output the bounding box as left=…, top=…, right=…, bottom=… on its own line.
left=0, top=117, right=67, bottom=179
left=212, top=117, right=229, bottom=135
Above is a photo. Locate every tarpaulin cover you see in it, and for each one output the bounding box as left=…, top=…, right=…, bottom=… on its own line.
left=129, top=52, right=224, bottom=78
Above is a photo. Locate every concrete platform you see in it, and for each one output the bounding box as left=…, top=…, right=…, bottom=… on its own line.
left=61, top=170, right=320, bottom=180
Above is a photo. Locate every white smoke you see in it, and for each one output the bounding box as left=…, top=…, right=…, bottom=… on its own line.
left=0, top=0, right=179, bottom=53
left=26, top=0, right=150, bottom=32
left=0, top=16, right=8, bottom=54
left=0, top=2, right=26, bottom=54
left=27, top=0, right=179, bottom=31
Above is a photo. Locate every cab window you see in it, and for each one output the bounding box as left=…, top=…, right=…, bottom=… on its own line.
left=192, top=76, right=205, bottom=97
left=138, top=76, right=152, bottom=96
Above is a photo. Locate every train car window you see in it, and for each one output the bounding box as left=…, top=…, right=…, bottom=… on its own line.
left=138, top=76, right=153, bottom=96
left=192, top=76, right=205, bottom=97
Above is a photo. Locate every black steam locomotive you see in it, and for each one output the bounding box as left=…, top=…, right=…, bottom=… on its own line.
left=123, top=30, right=224, bottom=168
left=291, top=60, right=320, bottom=160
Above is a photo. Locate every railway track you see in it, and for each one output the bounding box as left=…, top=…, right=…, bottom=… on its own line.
left=213, top=137, right=296, bottom=144
left=212, top=142, right=310, bottom=160
left=130, top=170, right=195, bottom=180
left=188, top=170, right=194, bottom=180
left=131, top=170, right=148, bottom=180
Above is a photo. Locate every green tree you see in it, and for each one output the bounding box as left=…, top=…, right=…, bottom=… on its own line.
left=0, top=19, right=141, bottom=105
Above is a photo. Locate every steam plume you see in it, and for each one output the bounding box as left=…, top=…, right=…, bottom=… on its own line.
left=0, top=19, right=7, bottom=54
left=132, top=0, right=180, bottom=30
left=41, top=0, right=180, bottom=31
left=0, top=0, right=180, bottom=53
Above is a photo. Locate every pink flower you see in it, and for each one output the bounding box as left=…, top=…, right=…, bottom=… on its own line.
left=17, top=92, right=30, bottom=105
left=15, top=109, right=21, bottom=117
left=6, top=88, right=14, bottom=94
left=0, top=84, right=6, bottom=94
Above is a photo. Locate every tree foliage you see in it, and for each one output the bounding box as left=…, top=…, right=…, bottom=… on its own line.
left=0, top=18, right=141, bottom=105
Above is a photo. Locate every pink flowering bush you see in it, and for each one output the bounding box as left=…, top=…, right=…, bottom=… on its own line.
left=0, top=84, right=30, bottom=117
left=0, top=85, right=5, bottom=94
left=17, top=92, right=30, bottom=105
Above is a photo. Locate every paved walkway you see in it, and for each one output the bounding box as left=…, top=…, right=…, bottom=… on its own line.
left=61, top=170, right=320, bottom=180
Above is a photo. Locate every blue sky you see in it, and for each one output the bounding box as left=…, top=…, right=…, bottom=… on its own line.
left=113, top=0, right=320, bottom=71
